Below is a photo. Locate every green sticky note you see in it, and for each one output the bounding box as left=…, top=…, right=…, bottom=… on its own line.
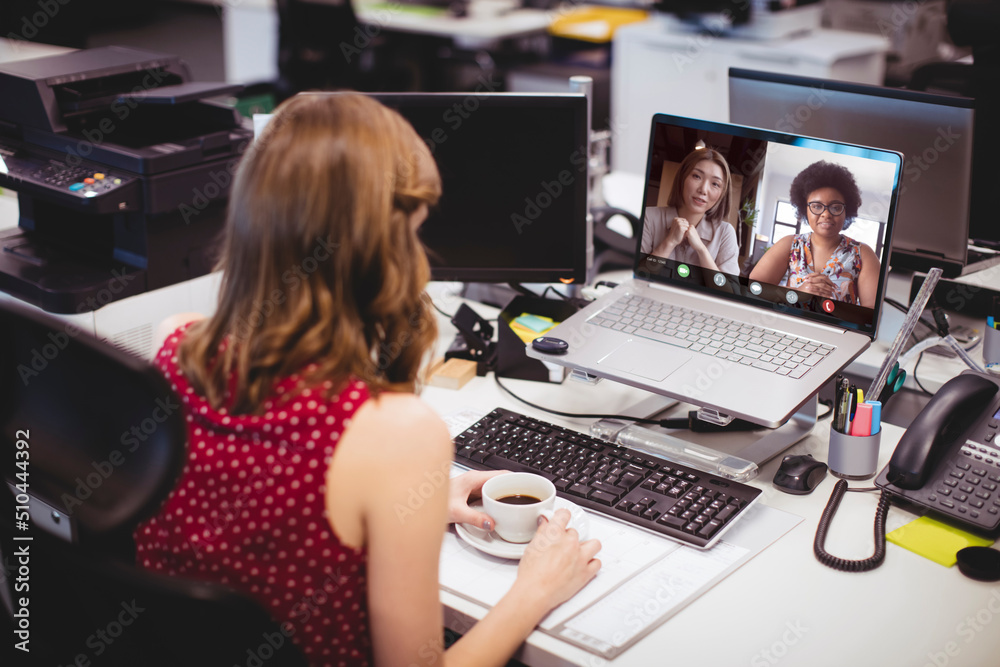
left=887, top=516, right=994, bottom=567
left=514, top=313, right=555, bottom=333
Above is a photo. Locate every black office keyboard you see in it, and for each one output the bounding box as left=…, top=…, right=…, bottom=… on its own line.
left=454, top=408, right=762, bottom=549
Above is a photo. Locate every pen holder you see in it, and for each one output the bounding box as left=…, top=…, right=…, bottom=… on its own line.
left=828, top=427, right=881, bottom=480
left=984, top=325, right=1000, bottom=367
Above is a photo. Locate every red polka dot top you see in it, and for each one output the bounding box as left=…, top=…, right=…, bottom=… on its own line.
left=135, top=324, right=374, bottom=666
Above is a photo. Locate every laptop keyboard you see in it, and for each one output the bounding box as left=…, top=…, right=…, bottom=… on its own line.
left=454, top=408, right=762, bottom=549
left=589, top=294, right=835, bottom=380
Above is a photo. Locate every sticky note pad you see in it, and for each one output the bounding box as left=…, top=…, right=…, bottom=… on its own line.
left=509, top=321, right=542, bottom=344
left=514, top=313, right=556, bottom=333
left=887, top=516, right=994, bottom=567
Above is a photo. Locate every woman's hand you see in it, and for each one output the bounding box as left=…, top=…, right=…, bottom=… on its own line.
left=515, top=509, right=602, bottom=611
left=798, top=272, right=837, bottom=299
left=684, top=223, right=705, bottom=251
left=652, top=217, right=690, bottom=257
left=668, top=217, right=690, bottom=247
left=447, top=470, right=509, bottom=530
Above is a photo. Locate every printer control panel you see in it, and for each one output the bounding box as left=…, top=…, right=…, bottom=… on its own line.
left=0, top=140, right=140, bottom=214
left=32, top=162, right=131, bottom=197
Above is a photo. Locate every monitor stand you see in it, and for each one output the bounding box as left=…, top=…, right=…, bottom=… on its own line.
left=615, top=394, right=819, bottom=480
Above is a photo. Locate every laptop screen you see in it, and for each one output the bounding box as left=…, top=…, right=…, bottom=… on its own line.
left=635, top=113, right=902, bottom=339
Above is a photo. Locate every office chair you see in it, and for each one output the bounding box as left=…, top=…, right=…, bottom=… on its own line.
left=0, top=300, right=307, bottom=667
left=591, top=205, right=642, bottom=275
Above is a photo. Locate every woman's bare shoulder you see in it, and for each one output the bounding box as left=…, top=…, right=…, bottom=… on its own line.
left=346, top=393, right=450, bottom=460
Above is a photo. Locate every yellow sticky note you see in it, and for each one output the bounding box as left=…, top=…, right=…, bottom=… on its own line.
left=887, top=516, right=994, bottom=567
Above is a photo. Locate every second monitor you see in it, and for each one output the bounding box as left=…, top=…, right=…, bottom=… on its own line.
left=729, top=67, right=999, bottom=278
left=363, top=92, right=590, bottom=286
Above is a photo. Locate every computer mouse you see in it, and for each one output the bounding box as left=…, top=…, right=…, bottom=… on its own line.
left=531, top=336, right=568, bottom=355
left=773, top=454, right=828, bottom=495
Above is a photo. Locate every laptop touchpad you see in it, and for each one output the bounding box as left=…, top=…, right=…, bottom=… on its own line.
left=599, top=341, right=688, bottom=382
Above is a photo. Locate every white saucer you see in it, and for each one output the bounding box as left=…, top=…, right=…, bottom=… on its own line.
left=454, top=497, right=590, bottom=560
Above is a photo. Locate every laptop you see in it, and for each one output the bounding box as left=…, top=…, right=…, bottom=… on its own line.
left=527, top=113, right=903, bottom=428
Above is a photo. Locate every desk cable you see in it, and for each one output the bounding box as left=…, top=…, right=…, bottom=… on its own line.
left=813, top=480, right=892, bottom=573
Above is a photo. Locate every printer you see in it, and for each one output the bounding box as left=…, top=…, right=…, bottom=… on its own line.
left=0, top=46, right=251, bottom=317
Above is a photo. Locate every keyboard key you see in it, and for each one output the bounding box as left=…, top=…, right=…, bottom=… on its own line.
left=590, top=490, right=618, bottom=505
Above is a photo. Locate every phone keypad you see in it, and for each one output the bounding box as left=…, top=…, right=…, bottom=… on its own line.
left=924, top=444, right=1000, bottom=526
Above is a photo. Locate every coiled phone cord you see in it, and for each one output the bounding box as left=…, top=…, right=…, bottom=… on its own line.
left=813, top=480, right=892, bottom=572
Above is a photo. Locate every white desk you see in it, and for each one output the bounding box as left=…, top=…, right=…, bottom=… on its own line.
left=422, top=289, right=1000, bottom=665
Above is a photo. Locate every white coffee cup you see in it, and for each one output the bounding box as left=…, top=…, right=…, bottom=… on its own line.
left=482, top=472, right=557, bottom=543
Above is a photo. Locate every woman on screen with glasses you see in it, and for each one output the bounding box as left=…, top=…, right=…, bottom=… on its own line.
left=749, top=160, right=881, bottom=309
left=136, top=93, right=600, bottom=667
left=640, top=147, right=739, bottom=275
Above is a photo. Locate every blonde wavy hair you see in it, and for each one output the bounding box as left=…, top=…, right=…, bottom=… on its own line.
left=178, top=93, right=442, bottom=414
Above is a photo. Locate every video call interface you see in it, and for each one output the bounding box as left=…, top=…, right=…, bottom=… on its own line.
left=637, top=121, right=901, bottom=332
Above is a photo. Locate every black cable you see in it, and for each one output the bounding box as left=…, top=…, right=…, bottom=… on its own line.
left=508, top=282, right=541, bottom=299
left=432, top=301, right=455, bottom=319
left=541, top=285, right=571, bottom=302
left=813, top=480, right=891, bottom=572
left=883, top=298, right=940, bottom=337
left=493, top=375, right=661, bottom=425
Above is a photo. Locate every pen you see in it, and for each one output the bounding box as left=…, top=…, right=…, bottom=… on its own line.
left=835, top=376, right=850, bottom=433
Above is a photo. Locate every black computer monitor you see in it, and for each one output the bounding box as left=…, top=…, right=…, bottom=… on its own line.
left=728, top=68, right=1000, bottom=278
left=365, top=93, right=590, bottom=285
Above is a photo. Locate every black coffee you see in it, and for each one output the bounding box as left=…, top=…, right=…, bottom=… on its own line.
left=496, top=494, right=542, bottom=505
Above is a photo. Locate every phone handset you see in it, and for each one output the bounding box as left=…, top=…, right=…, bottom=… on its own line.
left=815, top=371, right=999, bottom=573
left=887, top=373, right=998, bottom=489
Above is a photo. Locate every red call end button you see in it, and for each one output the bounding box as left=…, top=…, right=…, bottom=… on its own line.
left=822, top=299, right=835, bottom=313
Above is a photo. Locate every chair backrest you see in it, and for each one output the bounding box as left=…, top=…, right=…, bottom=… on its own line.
left=0, top=299, right=186, bottom=551
left=0, top=299, right=308, bottom=666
